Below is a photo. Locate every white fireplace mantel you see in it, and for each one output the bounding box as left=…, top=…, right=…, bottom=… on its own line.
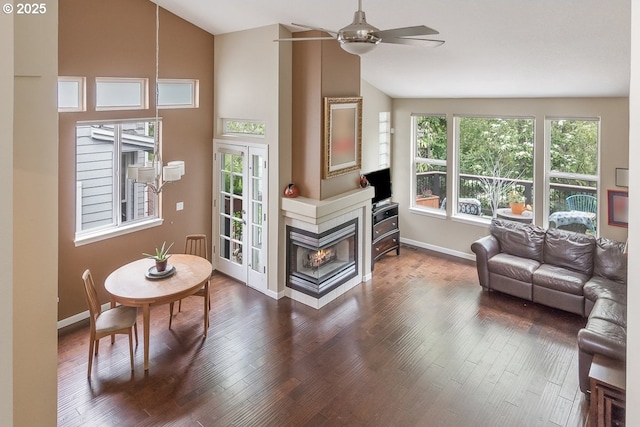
left=281, top=187, right=374, bottom=225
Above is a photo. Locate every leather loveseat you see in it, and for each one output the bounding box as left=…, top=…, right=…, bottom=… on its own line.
left=471, top=219, right=627, bottom=394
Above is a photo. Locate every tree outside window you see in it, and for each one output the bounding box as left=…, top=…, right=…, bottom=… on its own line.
left=457, top=117, right=534, bottom=217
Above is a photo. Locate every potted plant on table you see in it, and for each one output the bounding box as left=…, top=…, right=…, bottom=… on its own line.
left=143, top=241, right=174, bottom=272
left=507, top=188, right=526, bottom=215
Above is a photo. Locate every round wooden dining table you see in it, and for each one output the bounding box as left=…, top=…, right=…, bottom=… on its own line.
left=105, top=254, right=212, bottom=370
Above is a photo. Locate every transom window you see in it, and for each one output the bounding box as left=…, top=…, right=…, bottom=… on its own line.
left=75, top=119, right=161, bottom=244
left=222, top=119, right=266, bottom=137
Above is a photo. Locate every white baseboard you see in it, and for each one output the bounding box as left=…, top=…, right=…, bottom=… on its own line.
left=400, top=237, right=476, bottom=262
left=57, top=302, right=110, bottom=330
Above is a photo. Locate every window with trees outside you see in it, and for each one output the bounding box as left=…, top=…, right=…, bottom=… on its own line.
left=413, top=115, right=447, bottom=211
left=75, top=120, right=160, bottom=243
left=457, top=116, right=534, bottom=218
left=546, top=118, right=599, bottom=234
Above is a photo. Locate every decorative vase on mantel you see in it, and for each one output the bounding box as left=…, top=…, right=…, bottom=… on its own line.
left=510, top=202, right=526, bottom=215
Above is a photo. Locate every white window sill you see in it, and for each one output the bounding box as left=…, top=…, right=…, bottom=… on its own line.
left=74, top=218, right=164, bottom=247
left=409, top=206, right=447, bottom=219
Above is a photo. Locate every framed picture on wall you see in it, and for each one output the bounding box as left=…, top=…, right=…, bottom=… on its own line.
left=608, top=189, right=629, bottom=228
left=323, top=97, right=362, bottom=179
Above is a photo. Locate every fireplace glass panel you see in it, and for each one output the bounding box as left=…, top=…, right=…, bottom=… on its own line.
left=287, top=218, right=358, bottom=298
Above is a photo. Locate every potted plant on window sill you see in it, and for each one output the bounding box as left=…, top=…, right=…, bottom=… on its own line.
left=143, top=241, right=174, bottom=272
left=507, top=189, right=526, bottom=215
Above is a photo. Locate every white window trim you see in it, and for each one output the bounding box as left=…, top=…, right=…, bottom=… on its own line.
left=95, top=77, right=149, bottom=111
left=58, top=76, right=86, bottom=112
left=74, top=218, right=164, bottom=247
left=157, top=78, right=199, bottom=109
left=74, top=118, right=162, bottom=244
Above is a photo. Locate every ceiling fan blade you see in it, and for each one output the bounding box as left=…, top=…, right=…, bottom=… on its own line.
left=291, top=23, right=338, bottom=36
left=381, top=37, right=445, bottom=47
left=274, top=37, right=336, bottom=42
left=373, top=25, right=439, bottom=40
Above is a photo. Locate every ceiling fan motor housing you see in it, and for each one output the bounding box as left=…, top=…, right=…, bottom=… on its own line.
left=338, top=10, right=381, bottom=46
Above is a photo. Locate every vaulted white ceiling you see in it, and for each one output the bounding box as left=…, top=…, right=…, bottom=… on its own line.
left=153, top=0, right=631, bottom=98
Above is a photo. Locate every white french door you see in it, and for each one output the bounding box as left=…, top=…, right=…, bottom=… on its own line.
left=214, top=141, right=268, bottom=292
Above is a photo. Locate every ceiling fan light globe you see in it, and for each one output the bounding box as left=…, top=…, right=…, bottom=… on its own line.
left=340, top=40, right=379, bottom=55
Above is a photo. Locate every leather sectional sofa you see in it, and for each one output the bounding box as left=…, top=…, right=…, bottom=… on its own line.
left=471, top=219, right=627, bottom=394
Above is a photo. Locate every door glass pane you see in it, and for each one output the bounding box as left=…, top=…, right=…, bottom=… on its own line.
left=232, top=175, right=243, bottom=195
left=222, top=171, right=231, bottom=193
left=252, top=203, right=262, bottom=225
left=252, top=225, right=262, bottom=249
left=252, top=248, right=261, bottom=272
left=220, top=151, right=244, bottom=262
left=252, top=178, right=262, bottom=201
left=231, top=241, right=243, bottom=265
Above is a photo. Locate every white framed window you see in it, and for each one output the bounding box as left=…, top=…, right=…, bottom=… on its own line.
left=75, top=119, right=162, bottom=245
left=157, top=79, right=199, bottom=109
left=545, top=118, right=600, bottom=234
left=95, top=77, right=149, bottom=111
left=222, top=119, right=266, bottom=137
left=58, top=76, right=86, bottom=112
left=412, top=114, right=447, bottom=211
left=455, top=116, right=534, bottom=219
left=379, top=112, right=391, bottom=168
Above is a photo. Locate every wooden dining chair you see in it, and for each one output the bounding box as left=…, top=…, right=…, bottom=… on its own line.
left=168, top=234, right=211, bottom=336
left=82, top=269, right=138, bottom=378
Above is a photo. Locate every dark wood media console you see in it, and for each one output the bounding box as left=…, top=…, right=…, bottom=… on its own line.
left=372, top=202, right=400, bottom=269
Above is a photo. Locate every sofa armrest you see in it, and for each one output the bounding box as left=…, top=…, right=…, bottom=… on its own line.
left=577, top=319, right=627, bottom=362
left=471, top=235, right=500, bottom=288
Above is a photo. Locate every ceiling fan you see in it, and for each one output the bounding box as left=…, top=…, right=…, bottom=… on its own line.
left=274, top=0, right=444, bottom=55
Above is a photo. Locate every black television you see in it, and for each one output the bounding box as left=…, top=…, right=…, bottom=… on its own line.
left=364, top=167, right=392, bottom=207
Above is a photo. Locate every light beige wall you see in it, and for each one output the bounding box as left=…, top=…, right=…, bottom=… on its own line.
left=214, top=24, right=291, bottom=295
left=57, top=0, right=214, bottom=320
left=393, top=97, right=629, bottom=256
left=627, top=0, right=639, bottom=420
left=13, top=2, right=59, bottom=425
left=361, top=79, right=392, bottom=174
left=0, top=7, right=13, bottom=425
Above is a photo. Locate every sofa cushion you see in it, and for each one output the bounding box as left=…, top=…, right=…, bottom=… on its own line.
left=594, top=237, right=627, bottom=284
left=488, top=253, right=540, bottom=283
left=490, top=219, right=545, bottom=262
left=584, top=276, right=627, bottom=304
left=532, top=264, right=590, bottom=296
left=543, top=227, right=595, bottom=275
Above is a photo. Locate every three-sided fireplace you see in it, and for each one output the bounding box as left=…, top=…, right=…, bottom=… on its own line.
left=286, top=218, right=358, bottom=298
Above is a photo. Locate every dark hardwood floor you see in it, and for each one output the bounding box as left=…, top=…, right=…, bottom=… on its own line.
left=58, top=245, right=590, bottom=426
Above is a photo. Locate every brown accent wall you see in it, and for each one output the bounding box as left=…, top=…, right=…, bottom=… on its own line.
left=58, top=0, right=214, bottom=320
left=291, top=32, right=361, bottom=200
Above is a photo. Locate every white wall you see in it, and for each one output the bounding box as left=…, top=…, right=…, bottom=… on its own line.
left=361, top=80, right=392, bottom=174
left=11, top=4, right=59, bottom=425
left=392, top=97, right=629, bottom=257
left=0, top=9, right=14, bottom=425
left=214, top=24, right=292, bottom=295
left=627, top=0, right=639, bottom=420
